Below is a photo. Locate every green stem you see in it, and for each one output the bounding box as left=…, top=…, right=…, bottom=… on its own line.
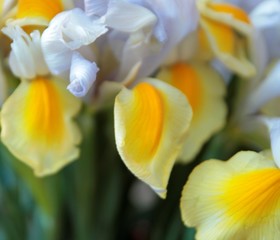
left=0, top=143, right=62, bottom=240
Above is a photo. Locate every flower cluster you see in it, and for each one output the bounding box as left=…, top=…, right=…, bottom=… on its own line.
left=1, top=0, right=280, bottom=239
left=180, top=0, right=280, bottom=239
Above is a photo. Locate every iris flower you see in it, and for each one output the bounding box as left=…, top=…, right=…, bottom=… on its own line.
left=1, top=0, right=82, bottom=176
left=180, top=2, right=280, bottom=237
left=112, top=0, right=197, bottom=197
left=115, top=78, right=192, bottom=198
left=197, top=0, right=258, bottom=78
left=0, top=0, right=199, bottom=201
left=181, top=150, right=280, bottom=240
left=37, top=0, right=198, bottom=197
left=41, top=0, right=198, bottom=97
left=180, top=66, right=280, bottom=235
left=157, top=62, right=226, bottom=163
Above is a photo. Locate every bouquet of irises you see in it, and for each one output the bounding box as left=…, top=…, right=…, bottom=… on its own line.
left=1, top=0, right=280, bottom=239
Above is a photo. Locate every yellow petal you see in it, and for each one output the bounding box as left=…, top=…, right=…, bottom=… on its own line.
left=17, top=0, right=62, bottom=20
left=198, top=1, right=251, bottom=29
left=198, top=1, right=256, bottom=77
left=181, top=150, right=280, bottom=240
left=157, top=62, right=226, bottom=163
left=208, top=3, right=250, bottom=24
left=0, top=60, right=8, bottom=105
left=197, top=27, right=214, bottom=60
left=201, top=18, right=235, bottom=55
left=0, top=0, right=16, bottom=27
left=0, top=2, right=3, bottom=15
left=14, top=0, right=63, bottom=26
left=114, top=79, right=192, bottom=198
left=1, top=77, right=82, bottom=176
left=168, top=63, right=203, bottom=114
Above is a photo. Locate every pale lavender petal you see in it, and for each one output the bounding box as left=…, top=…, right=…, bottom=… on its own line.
left=84, top=0, right=109, bottom=16
left=246, top=60, right=280, bottom=114
left=250, top=0, right=280, bottom=60
left=42, top=8, right=107, bottom=75
left=113, top=32, right=149, bottom=81
left=73, top=0, right=84, bottom=9
left=105, top=1, right=156, bottom=32
left=216, top=0, right=264, bottom=13
left=59, top=8, right=108, bottom=50
left=124, top=0, right=199, bottom=78
left=251, top=29, right=268, bottom=79
left=211, top=59, right=233, bottom=84
left=41, top=13, right=73, bottom=74
left=262, top=117, right=280, bottom=168
left=129, top=0, right=198, bottom=42
left=68, top=52, right=99, bottom=97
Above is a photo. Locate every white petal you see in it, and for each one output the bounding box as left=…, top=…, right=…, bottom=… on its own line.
left=261, top=117, right=280, bottom=168
left=136, top=0, right=198, bottom=42
left=250, top=0, right=280, bottom=60
left=68, top=52, right=99, bottom=97
left=84, top=0, right=109, bottom=16
left=73, top=0, right=84, bottom=9
left=249, top=28, right=268, bottom=79
left=42, top=8, right=107, bottom=75
left=29, top=31, right=49, bottom=76
left=246, top=60, right=280, bottom=114
left=1, top=0, right=15, bottom=16
left=130, top=0, right=198, bottom=78
left=105, top=1, right=156, bottom=32
left=250, top=0, right=280, bottom=28
left=60, top=9, right=108, bottom=50
left=113, top=32, right=149, bottom=81
left=107, top=0, right=198, bottom=80
left=214, top=0, right=264, bottom=13
left=211, top=59, right=233, bottom=84
left=2, top=25, right=48, bottom=79
left=42, top=24, right=73, bottom=74
left=165, top=32, right=198, bottom=63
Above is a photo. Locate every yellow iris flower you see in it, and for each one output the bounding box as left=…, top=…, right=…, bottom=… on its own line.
left=1, top=0, right=82, bottom=176
left=197, top=0, right=256, bottom=78
left=114, top=78, right=193, bottom=198
left=157, top=62, right=226, bottom=163
left=11, top=0, right=63, bottom=26
left=1, top=77, right=81, bottom=176
left=181, top=150, right=280, bottom=240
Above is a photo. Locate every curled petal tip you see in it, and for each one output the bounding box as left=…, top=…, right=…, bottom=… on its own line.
left=67, top=80, right=86, bottom=98
left=151, top=186, right=167, bottom=199
left=68, top=52, right=99, bottom=97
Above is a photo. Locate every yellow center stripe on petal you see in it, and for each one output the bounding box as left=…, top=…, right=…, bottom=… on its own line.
left=115, top=79, right=192, bottom=198
left=125, top=83, right=164, bottom=162
left=170, top=63, right=203, bottom=115
left=17, top=0, right=62, bottom=21
left=202, top=17, right=235, bottom=55
left=0, top=3, right=3, bottom=15
left=220, top=169, right=280, bottom=226
left=208, top=3, right=250, bottom=24
left=24, top=77, right=64, bottom=145
left=198, top=27, right=212, bottom=56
